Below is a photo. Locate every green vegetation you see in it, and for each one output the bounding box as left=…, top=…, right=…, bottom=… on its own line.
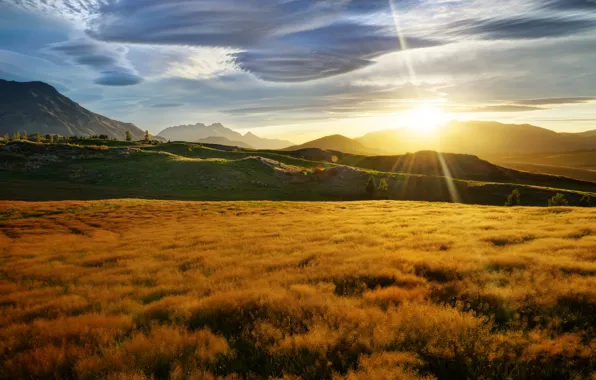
left=1, top=200, right=595, bottom=379
left=366, top=175, right=377, bottom=197
left=0, top=140, right=595, bottom=206
left=580, top=194, right=593, bottom=207
left=126, top=130, right=132, bottom=142
left=378, top=178, right=389, bottom=198
left=549, top=193, right=569, bottom=207
left=505, top=188, right=521, bottom=206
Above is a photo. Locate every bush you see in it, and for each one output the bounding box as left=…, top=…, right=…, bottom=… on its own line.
left=579, top=195, right=593, bottom=207
left=378, top=178, right=389, bottom=199
left=548, top=193, right=568, bottom=207
left=366, top=176, right=376, bottom=197
left=505, top=189, right=521, bottom=206
left=126, top=131, right=132, bottom=142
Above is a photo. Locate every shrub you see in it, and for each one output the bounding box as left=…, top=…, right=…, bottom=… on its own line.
left=126, top=131, right=132, bottom=142
left=378, top=179, right=389, bottom=198
left=579, top=195, right=593, bottom=207
left=366, top=176, right=377, bottom=198
left=548, top=193, right=568, bottom=207
left=505, top=188, right=521, bottom=206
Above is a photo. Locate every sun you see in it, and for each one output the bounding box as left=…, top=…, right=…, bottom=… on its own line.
left=407, top=103, right=446, bottom=134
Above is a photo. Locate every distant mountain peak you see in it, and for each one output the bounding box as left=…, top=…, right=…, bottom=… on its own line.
left=156, top=122, right=294, bottom=149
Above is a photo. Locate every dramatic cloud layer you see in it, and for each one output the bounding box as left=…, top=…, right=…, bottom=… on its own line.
left=1, top=0, right=596, bottom=137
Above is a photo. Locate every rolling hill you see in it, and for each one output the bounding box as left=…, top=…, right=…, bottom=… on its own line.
left=157, top=123, right=293, bottom=149
left=355, top=121, right=596, bottom=155
left=283, top=134, right=378, bottom=155
left=196, top=136, right=253, bottom=149
left=1, top=140, right=594, bottom=206
left=0, top=79, right=145, bottom=140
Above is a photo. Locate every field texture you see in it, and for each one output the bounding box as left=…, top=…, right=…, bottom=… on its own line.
left=1, top=200, right=595, bottom=379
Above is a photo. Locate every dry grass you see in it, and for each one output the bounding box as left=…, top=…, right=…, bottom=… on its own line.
left=1, top=200, right=595, bottom=379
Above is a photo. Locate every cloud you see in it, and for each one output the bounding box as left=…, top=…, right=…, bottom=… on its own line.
left=46, top=38, right=142, bottom=86
left=451, top=17, right=596, bottom=40
left=512, top=97, right=596, bottom=105
left=460, top=105, right=544, bottom=113
left=149, top=103, right=185, bottom=108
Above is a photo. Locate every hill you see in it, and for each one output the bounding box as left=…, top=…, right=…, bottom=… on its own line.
left=196, top=136, right=253, bottom=149
left=356, top=121, right=596, bottom=155
left=157, top=123, right=293, bottom=149
left=0, top=79, right=145, bottom=140
left=1, top=140, right=594, bottom=206
left=283, top=134, right=378, bottom=155
left=1, top=200, right=595, bottom=379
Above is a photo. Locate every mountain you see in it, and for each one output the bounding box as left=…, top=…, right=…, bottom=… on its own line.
left=0, top=79, right=145, bottom=140
left=157, top=123, right=293, bottom=149
left=356, top=121, right=596, bottom=156
left=196, top=136, right=253, bottom=149
left=283, top=134, right=378, bottom=155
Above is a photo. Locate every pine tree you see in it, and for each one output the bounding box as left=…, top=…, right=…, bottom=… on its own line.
left=14, top=131, right=20, bottom=140
left=505, top=189, right=521, bottom=206
left=144, top=130, right=150, bottom=142
left=3, top=133, right=8, bottom=141
left=126, top=130, right=132, bottom=142
left=366, top=176, right=376, bottom=198
left=22, top=131, right=28, bottom=140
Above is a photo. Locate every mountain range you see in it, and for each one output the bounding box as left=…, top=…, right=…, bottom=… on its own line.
left=283, top=121, right=596, bottom=157
left=0, top=79, right=145, bottom=140
left=156, top=123, right=293, bottom=150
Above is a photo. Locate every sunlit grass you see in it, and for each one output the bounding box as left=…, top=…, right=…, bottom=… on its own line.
left=1, top=200, right=595, bottom=379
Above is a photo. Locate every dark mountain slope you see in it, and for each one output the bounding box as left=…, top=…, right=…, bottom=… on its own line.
left=0, top=79, right=145, bottom=140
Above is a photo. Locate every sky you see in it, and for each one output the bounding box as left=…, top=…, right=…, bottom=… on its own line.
left=1, top=0, right=596, bottom=142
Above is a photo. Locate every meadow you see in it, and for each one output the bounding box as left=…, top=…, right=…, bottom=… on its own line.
left=1, top=200, right=595, bottom=379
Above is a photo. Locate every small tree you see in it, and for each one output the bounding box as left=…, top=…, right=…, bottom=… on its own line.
left=2, top=133, right=8, bottom=141
left=366, top=176, right=376, bottom=198
left=22, top=131, right=28, bottom=140
left=548, top=193, right=568, bottom=207
left=144, top=130, right=150, bottom=142
left=125, top=130, right=132, bottom=142
left=579, top=195, right=593, bottom=207
left=505, top=188, right=521, bottom=206
left=35, top=132, right=41, bottom=143
left=13, top=131, right=20, bottom=140
left=378, top=178, right=389, bottom=199
left=49, top=135, right=55, bottom=143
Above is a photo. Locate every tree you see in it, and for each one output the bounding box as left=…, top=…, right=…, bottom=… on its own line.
left=3, top=133, right=8, bottom=141
left=505, top=188, right=521, bottom=206
left=378, top=178, right=389, bottom=199
left=22, top=131, right=28, bottom=140
left=13, top=131, right=20, bottom=141
left=579, top=195, right=593, bottom=207
left=125, top=130, right=132, bottom=142
left=548, top=193, right=568, bottom=207
left=144, top=130, right=150, bottom=142
left=49, top=135, right=55, bottom=143
left=35, top=132, right=41, bottom=143
left=366, top=176, right=376, bottom=198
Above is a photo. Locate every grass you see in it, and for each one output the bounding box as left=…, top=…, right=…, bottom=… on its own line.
left=1, top=200, right=595, bottom=379
left=1, top=141, right=595, bottom=206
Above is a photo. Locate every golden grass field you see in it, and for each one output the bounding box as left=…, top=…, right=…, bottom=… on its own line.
left=1, top=200, right=595, bottom=379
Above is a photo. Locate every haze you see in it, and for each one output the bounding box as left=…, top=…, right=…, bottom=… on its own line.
left=1, top=0, right=596, bottom=142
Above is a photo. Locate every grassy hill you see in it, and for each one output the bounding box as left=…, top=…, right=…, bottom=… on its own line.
left=1, top=200, right=595, bottom=379
left=283, top=134, right=378, bottom=155
left=0, top=140, right=594, bottom=206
